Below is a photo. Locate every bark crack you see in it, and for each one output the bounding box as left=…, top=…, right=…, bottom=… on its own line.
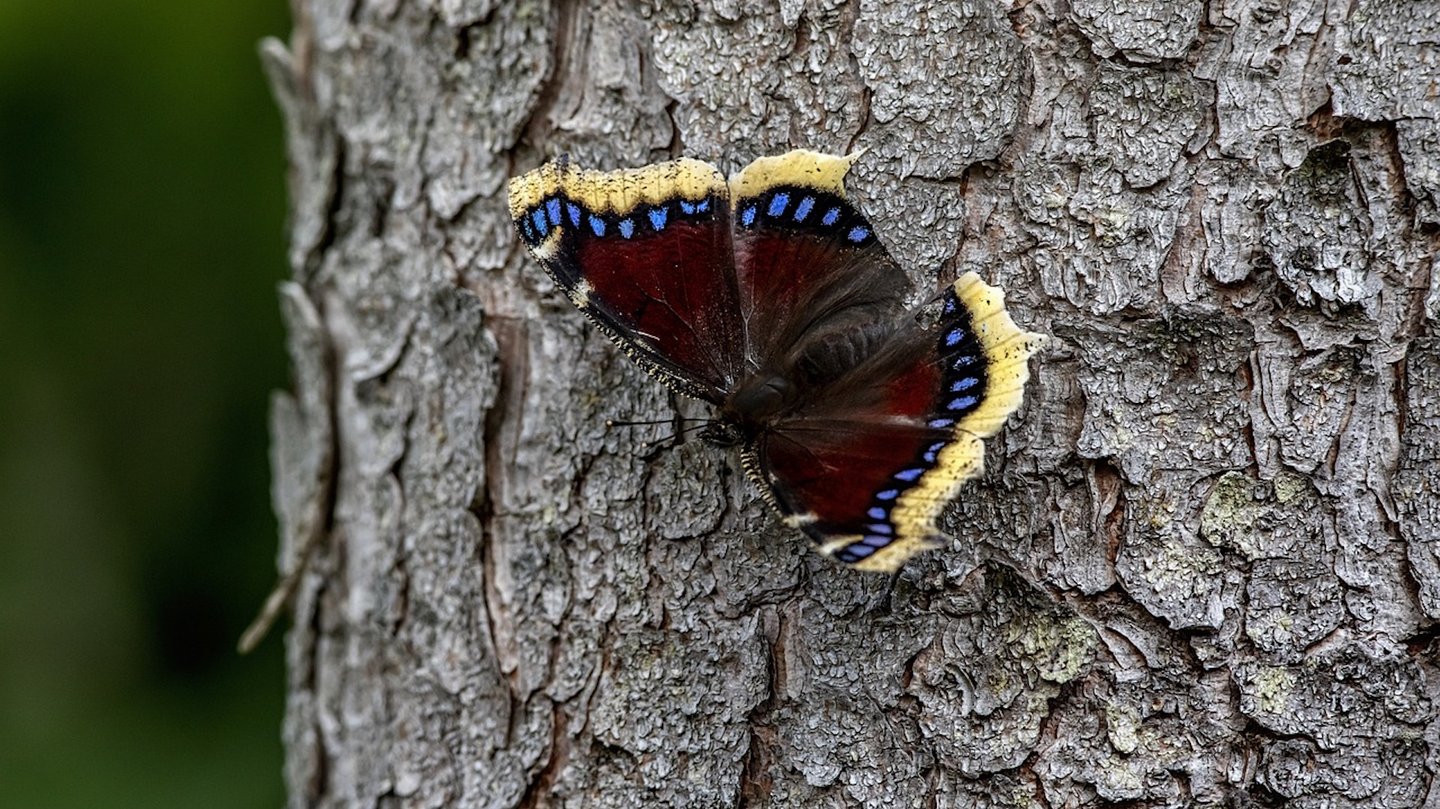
left=520, top=0, right=582, bottom=153
left=737, top=603, right=786, bottom=808
left=477, top=315, right=530, bottom=709
left=515, top=700, right=568, bottom=809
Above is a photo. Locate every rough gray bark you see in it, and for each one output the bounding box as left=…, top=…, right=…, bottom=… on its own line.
left=263, top=0, right=1440, bottom=806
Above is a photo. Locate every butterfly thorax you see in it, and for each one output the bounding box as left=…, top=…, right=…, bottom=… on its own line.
left=708, top=316, right=900, bottom=446
left=715, top=372, right=796, bottom=440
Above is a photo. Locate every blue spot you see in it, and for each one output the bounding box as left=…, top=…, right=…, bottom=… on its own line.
left=589, top=215, right=606, bottom=237
left=768, top=192, right=790, bottom=217
left=695, top=198, right=710, bottom=213
left=531, top=208, right=548, bottom=236
left=679, top=200, right=696, bottom=215
left=794, top=196, right=815, bottom=221
left=875, top=489, right=899, bottom=501
left=866, top=523, right=893, bottom=535
left=943, top=296, right=957, bottom=315
left=822, top=207, right=841, bottom=226
left=953, top=354, right=977, bottom=369
left=567, top=203, right=582, bottom=226
left=945, top=327, right=966, bottom=346
left=861, top=536, right=890, bottom=548
left=741, top=205, right=757, bottom=227
left=951, top=376, right=978, bottom=392
left=520, top=217, right=535, bottom=241
left=648, top=206, right=668, bottom=231
left=929, top=418, right=955, bottom=429
left=847, top=226, right=870, bottom=243
left=923, top=442, right=946, bottom=463
left=618, top=218, right=635, bottom=239
left=867, top=507, right=887, bottom=520
left=545, top=198, right=562, bottom=225
left=894, top=468, right=924, bottom=483
left=846, top=544, right=877, bottom=558
left=948, top=396, right=978, bottom=411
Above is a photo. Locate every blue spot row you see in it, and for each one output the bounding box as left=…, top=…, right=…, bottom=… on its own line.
left=929, top=288, right=989, bottom=436
left=517, top=194, right=717, bottom=245
left=733, top=186, right=875, bottom=246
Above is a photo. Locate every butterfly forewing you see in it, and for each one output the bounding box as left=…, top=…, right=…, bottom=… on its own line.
left=728, top=152, right=912, bottom=381
left=510, top=158, right=745, bottom=402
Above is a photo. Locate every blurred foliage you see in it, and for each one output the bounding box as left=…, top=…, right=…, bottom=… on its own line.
left=0, top=0, right=290, bottom=805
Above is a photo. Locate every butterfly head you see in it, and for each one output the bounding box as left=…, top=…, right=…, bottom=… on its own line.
left=698, top=421, right=743, bottom=448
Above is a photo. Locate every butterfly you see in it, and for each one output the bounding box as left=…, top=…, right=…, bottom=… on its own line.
left=508, top=150, right=1045, bottom=572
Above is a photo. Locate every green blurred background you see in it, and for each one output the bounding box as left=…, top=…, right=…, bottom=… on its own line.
left=0, top=0, right=291, bottom=805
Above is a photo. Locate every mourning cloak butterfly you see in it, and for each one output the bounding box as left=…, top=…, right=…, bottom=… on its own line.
left=509, top=150, right=1045, bottom=572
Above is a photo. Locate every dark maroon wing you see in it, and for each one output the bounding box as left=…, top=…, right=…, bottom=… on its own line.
left=509, top=158, right=745, bottom=402
left=753, top=274, right=1045, bottom=573
left=727, top=151, right=912, bottom=379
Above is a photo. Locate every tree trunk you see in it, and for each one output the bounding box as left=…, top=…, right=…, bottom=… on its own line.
left=263, top=0, right=1440, bottom=806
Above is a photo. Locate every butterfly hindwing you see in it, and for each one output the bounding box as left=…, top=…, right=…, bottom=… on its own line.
left=754, top=273, right=1046, bottom=572
left=509, top=158, right=745, bottom=402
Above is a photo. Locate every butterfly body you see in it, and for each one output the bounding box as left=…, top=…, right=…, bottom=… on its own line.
left=509, top=151, right=1045, bottom=572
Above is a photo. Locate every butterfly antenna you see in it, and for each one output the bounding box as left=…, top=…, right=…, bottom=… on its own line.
left=606, top=416, right=710, bottom=459
left=649, top=420, right=718, bottom=457
left=605, top=417, right=678, bottom=429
